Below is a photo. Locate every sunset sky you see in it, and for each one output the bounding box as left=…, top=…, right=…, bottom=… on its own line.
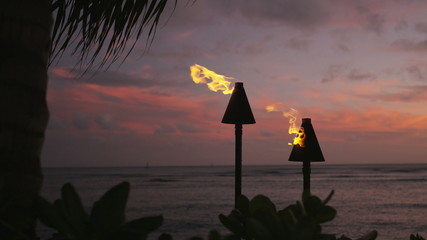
left=44, top=0, right=427, bottom=167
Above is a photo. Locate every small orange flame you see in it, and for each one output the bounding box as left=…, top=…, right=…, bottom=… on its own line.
left=266, top=104, right=302, bottom=146
left=190, top=64, right=234, bottom=94
left=293, top=127, right=305, bottom=147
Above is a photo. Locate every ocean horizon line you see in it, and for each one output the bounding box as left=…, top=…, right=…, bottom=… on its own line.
left=42, top=162, right=427, bottom=169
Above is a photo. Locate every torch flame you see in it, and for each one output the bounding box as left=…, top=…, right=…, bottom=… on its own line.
left=266, top=104, right=303, bottom=146
left=190, top=64, right=234, bottom=94
left=294, top=127, right=305, bottom=147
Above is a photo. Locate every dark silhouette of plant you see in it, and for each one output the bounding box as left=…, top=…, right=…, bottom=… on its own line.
left=50, top=0, right=176, bottom=70
left=36, top=181, right=162, bottom=240
left=187, top=229, right=238, bottom=240
left=218, top=191, right=377, bottom=240
left=411, top=234, right=425, bottom=240
left=29, top=183, right=409, bottom=240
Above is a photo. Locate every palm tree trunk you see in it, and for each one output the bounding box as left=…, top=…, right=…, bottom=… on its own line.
left=0, top=0, right=52, bottom=238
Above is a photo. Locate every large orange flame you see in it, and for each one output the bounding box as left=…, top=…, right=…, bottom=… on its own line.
left=190, top=64, right=234, bottom=94
left=266, top=104, right=302, bottom=146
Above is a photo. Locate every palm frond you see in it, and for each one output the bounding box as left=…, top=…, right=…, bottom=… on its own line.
left=50, top=0, right=176, bottom=71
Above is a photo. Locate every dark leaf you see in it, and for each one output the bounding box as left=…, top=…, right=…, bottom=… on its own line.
left=283, top=203, right=303, bottom=220
left=208, top=229, right=221, bottom=240
left=278, top=208, right=297, bottom=231
left=53, top=199, right=74, bottom=235
left=356, top=231, right=378, bottom=240
left=218, top=214, right=243, bottom=236
left=60, top=183, right=89, bottom=236
left=229, top=209, right=244, bottom=222
left=222, top=235, right=240, bottom=240
left=303, top=195, right=323, bottom=217
left=317, top=233, right=338, bottom=240
left=35, top=196, right=62, bottom=230
left=89, top=181, right=130, bottom=237
left=103, top=212, right=162, bottom=240
left=250, top=206, right=285, bottom=239
left=294, top=217, right=320, bottom=240
left=245, top=218, right=271, bottom=240
left=236, top=195, right=249, bottom=217
left=315, top=206, right=336, bottom=223
left=337, top=235, right=352, bottom=240
left=249, top=195, right=276, bottom=215
left=158, top=233, right=173, bottom=240
left=323, top=190, right=335, bottom=205
left=188, top=237, right=203, bottom=240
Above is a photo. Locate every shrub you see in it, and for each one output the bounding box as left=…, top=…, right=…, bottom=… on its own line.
left=36, top=182, right=162, bottom=240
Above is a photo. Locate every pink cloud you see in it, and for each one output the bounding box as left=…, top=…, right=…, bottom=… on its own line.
left=47, top=80, right=235, bottom=140
left=45, top=77, right=427, bottom=166
left=325, top=1, right=425, bottom=33
left=259, top=102, right=427, bottom=147
left=171, top=30, right=195, bottom=41
left=51, top=67, right=78, bottom=79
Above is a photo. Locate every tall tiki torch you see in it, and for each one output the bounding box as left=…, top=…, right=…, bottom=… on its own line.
left=288, top=118, right=325, bottom=193
left=222, top=82, right=255, bottom=208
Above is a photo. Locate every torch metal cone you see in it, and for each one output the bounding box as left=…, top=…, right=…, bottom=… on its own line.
left=288, top=118, right=325, bottom=162
left=222, top=82, right=256, bottom=124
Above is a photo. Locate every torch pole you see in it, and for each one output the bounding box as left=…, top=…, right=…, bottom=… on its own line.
left=235, top=124, right=242, bottom=208
left=221, top=82, right=255, bottom=208
left=303, top=159, right=311, bottom=193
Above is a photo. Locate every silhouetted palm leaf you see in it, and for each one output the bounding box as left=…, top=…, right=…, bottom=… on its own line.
left=50, top=0, right=176, bottom=70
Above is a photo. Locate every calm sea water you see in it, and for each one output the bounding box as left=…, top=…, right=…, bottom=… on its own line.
left=39, top=164, right=427, bottom=240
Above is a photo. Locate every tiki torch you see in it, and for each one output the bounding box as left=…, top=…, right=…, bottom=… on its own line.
left=288, top=118, right=324, bottom=193
left=222, top=82, right=256, bottom=208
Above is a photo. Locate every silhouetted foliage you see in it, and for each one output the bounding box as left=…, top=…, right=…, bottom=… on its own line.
left=217, top=191, right=379, bottom=240
left=36, top=181, right=162, bottom=240
left=50, top=0, right=177, bottom=70
left=33, top=182, right=425, bottom=240
left=219, top=191, right=337, bottom=240
left=411, top=234, right=425, bottom=240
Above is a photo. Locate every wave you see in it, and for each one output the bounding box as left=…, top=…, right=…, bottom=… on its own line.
left=66, top=173, right=148, bottom=179
left=382, top=203, right=427, bottom=209
left=394, top=178, right=426, bottom=182
left=262, top=170, right=282, bottom=175
left=149, top=178, right=177, bottom=182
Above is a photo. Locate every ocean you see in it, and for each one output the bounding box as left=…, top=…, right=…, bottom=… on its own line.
left=39, top=164, right=427, bottom=240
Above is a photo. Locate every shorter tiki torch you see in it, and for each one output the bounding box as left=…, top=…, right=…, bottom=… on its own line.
left=288, top=118, right=325, bottom=193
